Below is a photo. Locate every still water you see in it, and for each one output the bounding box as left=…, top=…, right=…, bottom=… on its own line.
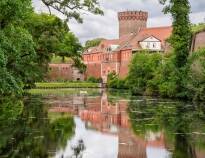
left=0, top=89, right=205, bottom=158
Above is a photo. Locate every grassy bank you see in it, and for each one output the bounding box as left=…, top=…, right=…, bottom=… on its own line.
left=28, top=88, right=101, bottom=96
left=35, top=82, right=100, bottom=89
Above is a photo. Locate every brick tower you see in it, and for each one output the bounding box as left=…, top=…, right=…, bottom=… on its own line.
left=118, top=11, right=148, bottom=38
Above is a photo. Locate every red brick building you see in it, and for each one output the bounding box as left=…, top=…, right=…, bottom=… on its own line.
left=83, top=11, right=173, bottom=83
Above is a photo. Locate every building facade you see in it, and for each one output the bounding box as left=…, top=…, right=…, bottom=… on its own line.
left=83, top=10, right=172, bottom=83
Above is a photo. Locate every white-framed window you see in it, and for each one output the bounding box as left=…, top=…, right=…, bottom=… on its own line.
left=153, top=43, right=156, bottom=48
left=146, top=42, right=150, bottom=48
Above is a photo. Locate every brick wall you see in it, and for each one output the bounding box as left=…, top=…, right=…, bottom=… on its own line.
left=85, top=63, right=101, bottom=79
left=118, top=11, right=148, bottom=38
left=192, top=31, right=205, bottom=52
left=48, top=64, right=84, bottom=81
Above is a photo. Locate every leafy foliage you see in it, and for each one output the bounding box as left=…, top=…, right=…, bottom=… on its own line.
left=25, top=13, right=84, bottom=76
left=0, top=0, right=104, bottom=95
left=84, top=38, right=104, bottom=50
left=41, top=0, right=103, bottom=23
left=127, top=52, right=162, bottom=95
left=0, top=1, right=37, bottom=94
left=87, top=76, right=102, bottom=83
left=0, top=0, right=32, bottom=29
left=107, top=72, right=128, bottom=89
left=186, top=49, right=205, bottom=100
left=159, top=0, right=192, bottom=95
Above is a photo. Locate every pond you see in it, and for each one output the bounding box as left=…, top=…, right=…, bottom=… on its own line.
left=0, top=88, right=205, bottom=158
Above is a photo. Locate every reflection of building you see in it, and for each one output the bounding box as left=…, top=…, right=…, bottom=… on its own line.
left=48, top=92, right=169, bottom=158
left=79, top=92, right=130, bottom=132
left=118, top=128, right=146, bottom=158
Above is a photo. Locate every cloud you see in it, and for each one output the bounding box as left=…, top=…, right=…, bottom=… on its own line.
left=32, top=0, right=205, bottom=44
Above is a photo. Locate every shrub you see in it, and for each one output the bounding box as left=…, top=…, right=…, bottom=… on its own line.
left=87, top=76, right=102, bottom=83
left=186, top=49, right=205, bottom=100
left=127, top=52, right=162, bottom=95
left=107, top=72, right=128, bottom=89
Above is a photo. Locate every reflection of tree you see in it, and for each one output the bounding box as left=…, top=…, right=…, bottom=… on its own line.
left=0, top=95, right=75, bottom=157
left=71, top=139, right=86, bottom=158
left=128, top=99, right=205, bottom=158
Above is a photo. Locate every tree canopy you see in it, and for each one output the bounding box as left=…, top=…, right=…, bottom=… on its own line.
left=0, top=0, right=103, bottom=95
left=41, top=0, right=103, bottom=23
left=84, top=38, right=104, bottom=50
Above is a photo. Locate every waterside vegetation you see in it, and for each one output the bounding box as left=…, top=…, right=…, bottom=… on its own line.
left=0, top=0, right=103, bottom=96
left=35, top=82, right=100, bottom=89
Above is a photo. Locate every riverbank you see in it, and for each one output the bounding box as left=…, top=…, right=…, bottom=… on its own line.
left=35, top=82, right=101, bottom=89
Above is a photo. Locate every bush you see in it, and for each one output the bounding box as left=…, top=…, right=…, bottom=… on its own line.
left=186, top=49, right=205, bottom=100
left=127, top=52, right=162, bottom=95
left=107, top=72, right=128, bottom=89
left=87, top=76, right=102, bottom=83
left=152, top=55, right=179, bottom=98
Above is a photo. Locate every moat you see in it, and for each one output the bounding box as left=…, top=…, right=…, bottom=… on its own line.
left=1, top=89, right=205, bottom=158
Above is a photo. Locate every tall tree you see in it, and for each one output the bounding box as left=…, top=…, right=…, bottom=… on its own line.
left=0, top=0, right=37, bottom=95
left=159, top=0, right=192, bottom=68
left=159, top=0, right=192, bottom=97
left=57, top=32, right=82, bottom=63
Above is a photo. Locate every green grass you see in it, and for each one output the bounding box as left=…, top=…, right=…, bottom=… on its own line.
left=28, top=88, right=101, bottom=96
left=35, top=82, right=100, bottom=89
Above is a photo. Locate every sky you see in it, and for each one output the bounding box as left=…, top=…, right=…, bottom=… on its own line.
left=32, top=0, right=205, bottom=44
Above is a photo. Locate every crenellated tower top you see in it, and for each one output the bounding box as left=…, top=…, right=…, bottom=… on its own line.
left=118, top=11, right=148, bottom=38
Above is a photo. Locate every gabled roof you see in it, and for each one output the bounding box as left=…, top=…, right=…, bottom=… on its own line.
left=83, top=26, right=172, bottom=54
left=83, top=33, right=134, bottom=54
left=125, top=26, right=172, bottom=50
left=139, top=35, right=161, bottom=42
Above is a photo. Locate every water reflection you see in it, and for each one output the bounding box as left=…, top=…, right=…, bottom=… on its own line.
left=46, top=90, right=205, bottom=158
left=0, top=96, right=74, bottom=157
left=129, top=99, right=205, bottom=158
left=1, top=89, right=205, bottom=158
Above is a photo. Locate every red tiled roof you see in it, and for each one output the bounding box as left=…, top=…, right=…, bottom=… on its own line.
left=83, top=26, right=172, bottom=54
left=129, top=26, right=172, bottom=50
left=83, top=34, right=133, bottom=54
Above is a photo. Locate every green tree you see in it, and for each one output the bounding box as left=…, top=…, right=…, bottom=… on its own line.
left=127, top=52, right=162, bottom=95
left=159, top=0, right=192, bottom=97
left=84, top=38, right=104, bottom=50
left=57, top=32, right=82, bottom=63
left=26, top=13, right=86, bottom=77
left=186, top=49, right=205, bottom=100
left=160, top=0, right=191, bottom=67
left=0, top=0, right=32, bottom=29
left=0, top=0, right=37, bottom=94
left=41, top=0, right=103, bottom=23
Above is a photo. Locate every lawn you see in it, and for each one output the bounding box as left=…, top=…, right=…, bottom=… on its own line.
left=35, top=82, right=100, bottom=89
left=28, top=88, right=101, bottom=96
